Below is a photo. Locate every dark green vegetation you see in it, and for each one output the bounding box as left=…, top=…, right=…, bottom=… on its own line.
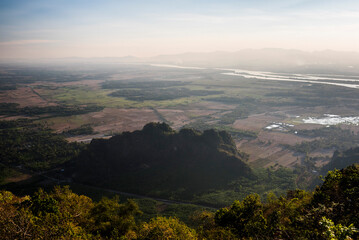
left=322, top=147, right=359, bottom=173
left=102, top=80, right=188, bottom=89
left=62, top=124, right=95, bottom=136
left=183, top=120, right=258, bottom=139
left=0, top=119, right=83, bottom=171
left=103, top=79, right=224, bottom=102
left=105, top=80, right=223, bottom=101
left=285, top=126, right=359, bottom=154
left=214, top=165, right=359, bottom=240
left=0, top=65, right=108, bottom=84
left=0, top=102, right=103, bottom=118
left=1, top=165, right=358, bottom=239
left=74, top=122, right=253, bottom=202
left=206, top=97, right=258, bottom=124
left=110, top=88, right=223, bottom=101
left=266, top=84, right=359, bottom=107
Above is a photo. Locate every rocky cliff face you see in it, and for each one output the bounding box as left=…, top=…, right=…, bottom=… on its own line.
left=74, top=122, right=253, bottom=199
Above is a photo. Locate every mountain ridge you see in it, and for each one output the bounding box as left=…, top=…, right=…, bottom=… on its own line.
left=73, top=122, right=253, bottom=200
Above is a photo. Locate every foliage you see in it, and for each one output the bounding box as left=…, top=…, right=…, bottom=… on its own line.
left=90, top=196, right=142, bottom=238
left=0, top=103, right=103, bottom=117
left=321, top=147, right=359, bottom=174
left=213, top=165, right=359, bottom=240
left=320, top=217, right=358, bottom=240
left=0, top=119, right=83, bottom=171
left=138, top=216, right=197, bottom=240
left=0, top=165, right=359, bottom=239
left=62, top=124, right=95, bottom=136
left=312, top=165, right=359, bottom=227
left=191, top=211, right=237, bottom=239
left=215, top=194, right=268, bottom=239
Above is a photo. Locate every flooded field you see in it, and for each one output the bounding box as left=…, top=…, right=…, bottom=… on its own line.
left=222, top=69, right=359, bottom=89
left=303, top=114, right=359, bottom=126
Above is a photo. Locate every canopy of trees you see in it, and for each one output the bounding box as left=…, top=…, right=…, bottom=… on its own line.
left=1, top=164, right=358, bottom=239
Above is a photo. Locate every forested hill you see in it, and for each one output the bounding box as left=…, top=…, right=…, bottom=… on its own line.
left=322, top=147, right=359, bottom=173
left=73, top=122, right=253, bottom=199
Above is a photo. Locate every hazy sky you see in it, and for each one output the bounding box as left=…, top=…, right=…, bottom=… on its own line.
left=1, top=0, right=359, bottom=58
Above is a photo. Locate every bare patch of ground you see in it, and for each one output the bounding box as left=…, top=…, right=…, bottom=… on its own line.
left=233, top=111, right=313, bottom=168
left=157, top=108, right=218, bottom=129
left=66, top=134, right=111, bottom=143
left=237, top=139, right=301, bottom=168
left=92, top=108, right=160, bottom=133
left=5, top=173, right=32, bottom=183
left=47, top=108, right=160, bottom=135
left=258, top=131, right=310, bottom=145
left=233, top=113, right=284, bottom=131
left=0, top=87, right=57, bottom=107
left=157, top=109, right=191, bottom=129
left=193, top=101, right=236, bottom=110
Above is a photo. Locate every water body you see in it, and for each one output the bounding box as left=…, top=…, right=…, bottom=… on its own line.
left=150, top=64, right=206, bottom=70
left=148, top=64, right=359, bottom=89
left=303, top=114, right=359, bottom=125
left=221, top=69, right=359, bottom=89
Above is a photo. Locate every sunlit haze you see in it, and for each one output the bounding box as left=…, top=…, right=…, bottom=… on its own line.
left=1, top=0, right=359, bottom=58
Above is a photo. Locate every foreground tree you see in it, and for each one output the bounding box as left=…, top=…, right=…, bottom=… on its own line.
left=138, top=216, right=197, bottom=240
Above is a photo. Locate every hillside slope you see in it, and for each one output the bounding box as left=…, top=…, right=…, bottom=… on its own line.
left=73, top=122, right=253, bottom=199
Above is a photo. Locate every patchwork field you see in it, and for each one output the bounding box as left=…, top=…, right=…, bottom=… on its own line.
left=0, top=86, right=57, bottom=107
left=1, top=63, right=359, bottom=170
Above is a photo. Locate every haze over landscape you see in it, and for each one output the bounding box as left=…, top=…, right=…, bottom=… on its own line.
left=1, top=1, right=359, bottom=239
left=1, top=0, right=359, bottom=58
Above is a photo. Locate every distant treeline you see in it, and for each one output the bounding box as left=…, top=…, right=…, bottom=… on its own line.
left=62, top=124, right=95, bottom=136
left=0, top=84, right=17, bottom=90
left=103, top=80, right=223, bottom=101
left=183, top=120, right=257, bottom=139
left=109, top=88, right=223, bottom=101
left=102, top=80, right=188, bottom=89
left=265, top=84, right=359, bottom=107
left=0, top=67, right=104, bottom=84
left=0, top=103, right=103, bottom=117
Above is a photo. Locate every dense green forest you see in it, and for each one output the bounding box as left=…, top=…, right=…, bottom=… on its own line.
left=0, top=119, right=83, bottom=171
left=1, top=165, right=358, bottom=239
